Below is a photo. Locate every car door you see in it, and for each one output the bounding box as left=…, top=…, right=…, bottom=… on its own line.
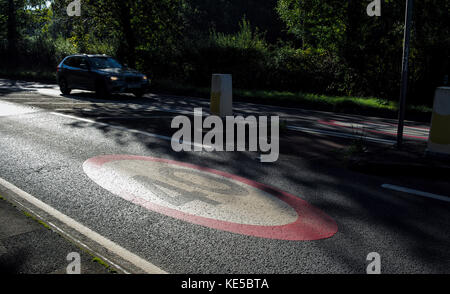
left=62, top=57, right=78, bottom=88
left=77, top=57, right=94, bottom=90
left=65, top=57, right=91, bottom=90
left=64, top=57, right=83, bottom=89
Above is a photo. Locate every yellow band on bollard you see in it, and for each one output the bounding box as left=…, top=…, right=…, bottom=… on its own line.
left=210, top=74, right=233, bottom=117
left=428, top=87, right=450, bottom=155
left=211, top=91, right=221, bottom=115
left=429, top=113, right=450, bottom=145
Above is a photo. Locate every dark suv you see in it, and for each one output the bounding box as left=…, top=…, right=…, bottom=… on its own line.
left=56, top=54, right=150, bottom=98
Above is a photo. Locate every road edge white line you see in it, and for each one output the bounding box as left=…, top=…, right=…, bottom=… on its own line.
left=8, top=198, right=129, bottom=274
left=382, top=184, right=450, bottom=203
left=0, top=176, right=168, bottom=274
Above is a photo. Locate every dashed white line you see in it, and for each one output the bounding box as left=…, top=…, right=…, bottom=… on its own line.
left=25, top=102, right=96, bottom=105
left=95, top=116, right=176, bottom=119
left=0, top=176, right=168, bottom=274
left=50, top=112, right=210, bottom=150
left=0, top=97, right=59, bottom=100
left=382, top=184, right=450, bottom=203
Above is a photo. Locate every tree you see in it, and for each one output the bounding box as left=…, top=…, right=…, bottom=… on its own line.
left=276, top=0, right=346, bottom=50
left=6, top=0, right=18, bottom=66
left=64, top=0, right=184, bottom=69
left=183, top=0, right=284, bottom=42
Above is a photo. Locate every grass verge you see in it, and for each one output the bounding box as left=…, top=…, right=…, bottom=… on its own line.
left=152, top=79, right=432, bottom=121
left=0, top=193, right=117, bottom=273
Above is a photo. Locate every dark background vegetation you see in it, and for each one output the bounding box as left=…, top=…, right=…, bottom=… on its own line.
left=0, top=0, right=449, bottom=107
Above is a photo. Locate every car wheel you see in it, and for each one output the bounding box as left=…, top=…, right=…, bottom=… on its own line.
left=96, top=82, right=110, bottom=99
left=59, top=78, right=71, bottom=95
left=133, top=90, right=145, bottom=98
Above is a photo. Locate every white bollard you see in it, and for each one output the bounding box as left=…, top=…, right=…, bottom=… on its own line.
left=428, top=87, right=450, bottom=155
left=210, top=74, right=233, bottom=117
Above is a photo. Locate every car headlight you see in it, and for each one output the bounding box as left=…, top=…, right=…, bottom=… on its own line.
left=110, top=76, right=119, bottom=81
left=142, top=75, right=148, bottom=80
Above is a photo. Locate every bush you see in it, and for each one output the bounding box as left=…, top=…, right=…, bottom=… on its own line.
left=177, top=18, right=350, bottom=96
left=266, top=46, right=339, bottom=93
left=182, top=18, right=271, bottom=89
left=17, top=36, right=56, bottom=70
left=54, top=37, right=78, bottom=63
left=0, top=34, right=115, bottom=73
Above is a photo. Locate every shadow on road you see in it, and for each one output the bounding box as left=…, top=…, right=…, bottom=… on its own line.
left=1, top=77, right=448, bottom=273
left=60, top=108, right=450, bottom=273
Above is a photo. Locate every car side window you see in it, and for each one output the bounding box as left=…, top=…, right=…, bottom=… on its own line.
left=79, top=58, right=89, bottom=70
left=72, top=57, right=81, bottom=69
left=65, top=57, right=81, bottom=68
left=64, top=57, right=74, bottom=67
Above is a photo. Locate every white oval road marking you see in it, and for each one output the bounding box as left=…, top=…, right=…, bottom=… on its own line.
left=83, top=155, right=338, bottom=241
left=92, top=159, right=298, bottom=226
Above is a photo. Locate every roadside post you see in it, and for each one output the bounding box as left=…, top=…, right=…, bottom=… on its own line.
left=427, top=87, right=450, bottom=155
left=396, top=0, right=414, bottom=148
left=210, top=74, right=233, bottom=117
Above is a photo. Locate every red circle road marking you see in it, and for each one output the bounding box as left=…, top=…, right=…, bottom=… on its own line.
left=83, top=155, right=338, bottom=241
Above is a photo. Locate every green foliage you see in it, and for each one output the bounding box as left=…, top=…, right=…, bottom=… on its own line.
left=275, top=0, right=450, bottom=103
left=54, top=36, right=78, bottom=60
left=182, top=0, right=284, bottom=42
left=181, top=18, right=270, bottom=89
left=0, top=0, right=448, bottom=107
left=276, top=0, right=345, bottom=50
left=210, top=18, right=267, bottom=51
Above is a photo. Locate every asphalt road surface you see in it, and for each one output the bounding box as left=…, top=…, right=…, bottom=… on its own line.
left=0, top=79, right=448, bottom=274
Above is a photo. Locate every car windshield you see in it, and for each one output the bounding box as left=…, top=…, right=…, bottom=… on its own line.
left=89, top=57, right=123, bottom=69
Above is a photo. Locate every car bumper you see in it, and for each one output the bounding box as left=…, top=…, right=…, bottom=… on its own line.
left=108, top=80, right=150, bottom=93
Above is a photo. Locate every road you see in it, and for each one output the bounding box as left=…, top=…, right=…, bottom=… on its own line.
left=0, top=79, right=430, bottom=144
left=0, top=79, right=449, bottom=274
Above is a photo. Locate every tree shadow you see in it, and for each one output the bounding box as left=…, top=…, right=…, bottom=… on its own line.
left=0, top=248, right=28, bottom=274
left=3, top=82, right=446, bottom=273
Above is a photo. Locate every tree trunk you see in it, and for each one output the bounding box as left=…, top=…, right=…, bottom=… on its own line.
left=7, top=0, right=18, bottom=68
left=118, top=1, right=136, bottom=68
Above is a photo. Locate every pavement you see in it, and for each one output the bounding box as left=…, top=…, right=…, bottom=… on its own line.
left=0, top=195, right=113, bottom=274
left=0, top=78, right=449, bottom=274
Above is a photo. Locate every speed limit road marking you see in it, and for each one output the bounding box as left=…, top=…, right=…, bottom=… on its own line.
left=83, top=155, right=338, bottom=241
